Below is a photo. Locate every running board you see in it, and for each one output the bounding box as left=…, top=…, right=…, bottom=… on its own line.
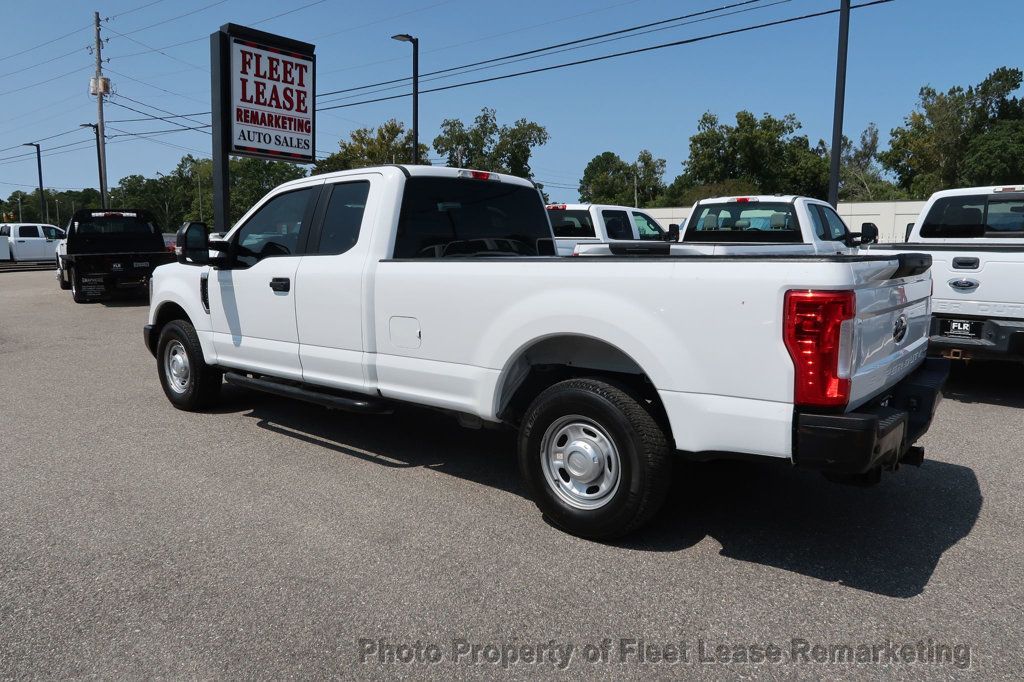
left=224, top=372, right=393, bottom=414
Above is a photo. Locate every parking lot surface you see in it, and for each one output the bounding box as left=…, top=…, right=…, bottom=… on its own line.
left=1, top=270, right=1021, bottom=679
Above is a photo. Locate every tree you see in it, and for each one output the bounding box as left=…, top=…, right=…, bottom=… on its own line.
left=653, top=178, right=758, bottom=208
left=432, top=107, right=549, bottom=178
left=578, top=149, right=666, bottom=206
left=314, top=119, right=428, bottom=174
left=879, top=67, right=1023, bottom=198
left=836, top=124, right=906, bottom=202
left=962, top=119, right=1024, bottom=186
left=679, top=111, right=829, bottom=199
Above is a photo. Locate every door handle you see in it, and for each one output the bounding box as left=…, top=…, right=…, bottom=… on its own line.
left=952, top=257, right=979, bottom=270
left=269, top=277, right=291, bottom=292
left=16, top=240, right=25, bottom=243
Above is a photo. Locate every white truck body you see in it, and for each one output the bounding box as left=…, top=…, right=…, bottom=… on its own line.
left=0, top=223, right=63, bottom=261
left=865, top=185, right=1024, bottom=360
left=144, top=166, right=946, bottom=537
left=547, top=203, right=669, bottom=256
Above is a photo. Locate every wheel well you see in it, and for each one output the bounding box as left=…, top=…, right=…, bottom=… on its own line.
left=496, top=335, right=671, bottom=438
left=152, top=302, right=190, bottom=343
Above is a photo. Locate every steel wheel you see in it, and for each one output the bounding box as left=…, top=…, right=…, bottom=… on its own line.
left=540, top=415, right=622, bottom=510
left=163, top=340, right=191, bottom=394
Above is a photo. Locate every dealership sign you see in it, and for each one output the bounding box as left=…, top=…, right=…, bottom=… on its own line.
left=214, top=24, right=316, bottom=164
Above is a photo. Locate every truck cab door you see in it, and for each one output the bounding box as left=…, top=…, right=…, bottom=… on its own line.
left=294, top=175, right=378, bottom=393
left=16, top=225, right=45, bottom=260
left=207, top=184, right=321, bottom=380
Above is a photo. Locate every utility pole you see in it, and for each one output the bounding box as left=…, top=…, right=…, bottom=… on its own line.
left=91, top=11, right=110, bottom=208
left=633, top=166, right=639, bottom=208
left=827, top=0, right=851, bottom=207
left=22, top=143, right=45, bottom=222
left=392, top=34, right=419, bottom=164
left=55, top=199, right=61, bottom=226
left=17, top=196, right=22, bottom=222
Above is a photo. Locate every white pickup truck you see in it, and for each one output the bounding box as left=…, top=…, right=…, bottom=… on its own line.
left=864, top=185, right=1024, bottom=361
left=0, top=223, right=65, bottom=261
left=144, top=166, right=947, bottom=539
left=546, top=203, right=676, bottom=255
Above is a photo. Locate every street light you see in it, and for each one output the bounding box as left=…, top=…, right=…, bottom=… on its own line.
left=80, top=123, right=108, bottom=208
left=391, top=33, right=419, bottom=165
left=22, top=142, right=46, bottom=222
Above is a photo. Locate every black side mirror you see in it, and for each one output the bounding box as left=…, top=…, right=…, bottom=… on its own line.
left=666, top=224, right=680, bottom=242
left=860, top=222, right=879, bottom=244
left=905, top=223, right=914, bottom=242
left=176, top=221, right=210, bottom=265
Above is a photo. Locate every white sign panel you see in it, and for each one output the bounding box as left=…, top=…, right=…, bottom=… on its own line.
left=230, top=38, right=314, bottom=162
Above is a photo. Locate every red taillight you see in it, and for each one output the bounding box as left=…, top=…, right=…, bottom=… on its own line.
left=458, top=169, right=496, bottom=181
left=733, top=197, right=752, bottom=203
left=546, top=204, right=566, bottom=210
left=783, top=290, right=855, bottom=407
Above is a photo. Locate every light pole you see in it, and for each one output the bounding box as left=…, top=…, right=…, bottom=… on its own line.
left=22, top=142, right=46, bottom=222
left=827, top=0, right=851, bottom=207
left=80, top=123, right=108, bottom=208
left=391, top=33, right=419, bottom=165
left=55, top=199, right=61, bottom=226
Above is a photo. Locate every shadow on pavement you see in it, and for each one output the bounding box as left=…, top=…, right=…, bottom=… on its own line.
left=217, top=384, right=981, bottom=599
left=941, top=360, right=1024, bottom=409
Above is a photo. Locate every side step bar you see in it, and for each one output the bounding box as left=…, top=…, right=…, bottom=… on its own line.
left=224, top=372, right=393, bottom=414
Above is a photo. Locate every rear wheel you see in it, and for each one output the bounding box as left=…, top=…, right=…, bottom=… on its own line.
left=69, top=268, right=88, bottom=303
left=517, top=378, right=672, bottom=540
left=57, top=262, right=70, bottom=290
left=157, top=319, right=222, bottom=411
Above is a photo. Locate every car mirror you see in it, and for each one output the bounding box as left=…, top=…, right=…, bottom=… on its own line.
left=176, top=221, right=210, bottom=265
left=860, top=222, right=879, bottom=244
left=666, top=224, right=680, bottom=242
left=208, top=237, right=230, bottom=253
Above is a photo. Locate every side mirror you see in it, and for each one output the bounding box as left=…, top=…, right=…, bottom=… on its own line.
left=905, top=223, right=914, bottom=242
left=860, top=222, right=879, bottom=244
left=176, top=221, right=210, bottom=265
left=666, top=224, right=680, bottom=242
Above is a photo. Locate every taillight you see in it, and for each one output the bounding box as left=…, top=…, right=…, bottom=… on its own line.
left=458, top=169, right=497, bottom=181
left=783, top=290, right=856, bottom=408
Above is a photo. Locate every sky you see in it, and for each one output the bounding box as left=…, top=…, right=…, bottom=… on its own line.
left=1, top=0, right=1022, bottom=205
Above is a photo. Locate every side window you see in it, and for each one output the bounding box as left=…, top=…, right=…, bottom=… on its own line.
left=808, top=207, right=828, bottom=239
left=42, top=226, right=63, bottom=239
left=632, top=212, right=664, bottom=240
left=601, top=210, right=633, bottom=240
left=233, top=187, right=316, bottom=267
left=815, top=206, right=848, bottom=240
left=315, top=181, right=370, bottom=255
left=985, top=199, right=1024, bottom=234
left=18, top=225, right=41, bottom=238
left=0, top=226, right=8, bottom=237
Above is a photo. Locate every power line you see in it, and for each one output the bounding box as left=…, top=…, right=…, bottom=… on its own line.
left=105, top=125, right=210, bottom=155
left=107, top=96, right=212, bottom=132
left=104, top=67, right=209, bottom=105
left=107, top=0, right=173, bottom=21
left=319, top=0, right=791, bottom=105
left=0, top=42, right=89, bottom=80
left=108, top=124, right=211, bottom=137
left=103, top=25, right=205, bottom=72
left=107, top=110, right=211, bottom=123
left=0, top=24, right=90, bottom=63
left=318, top=0, right=770, bottom=99
left=0, top=65, right=91, bottom=98
left=317, top=0, right=895, bottom=112
left=109, top=0, right=229, bottom=36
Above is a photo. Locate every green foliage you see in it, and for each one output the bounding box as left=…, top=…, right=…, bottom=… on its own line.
left=962, top=119, right=1024, bottom=186
left=2, top=188, right=102, bottom=225
left=313, top=119, right=429, bottom=174
left=578, top=149, right=666, bottom=206
left=432, top=107, right=549, bottom=178
left=836, top=124, right=907, bottom=202
left=652, top=178, right=758, bottom=208
left=679, top=111, right=830, bottom=198
left=879, top=67, right=1024, bottom=198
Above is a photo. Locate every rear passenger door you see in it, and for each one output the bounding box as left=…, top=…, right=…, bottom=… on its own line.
left=16, top=225, right=45, bottom=260
left=295, top=175, right=377, bottom=393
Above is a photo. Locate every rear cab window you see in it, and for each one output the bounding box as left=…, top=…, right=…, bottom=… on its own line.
left=546, top=207, right=595, bottom=238
left=683, top=201, right=802, bottom=243
left=393, top=177, right=551, bottom=258
left=920, top=194, right=1024, bottom=238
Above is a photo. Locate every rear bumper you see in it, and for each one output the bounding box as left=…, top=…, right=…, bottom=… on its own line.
left=793, top=358, right=949, bottom=475
left=928, top=316, right=1024, bottom=359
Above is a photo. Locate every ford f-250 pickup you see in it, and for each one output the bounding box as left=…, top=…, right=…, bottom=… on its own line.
left=864, top=185, right=1024, bottom=362
left=144, top=166, right=947, bottom=539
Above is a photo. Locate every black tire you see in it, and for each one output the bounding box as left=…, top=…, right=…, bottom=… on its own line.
left=69, top=267, right=88, bottom=303
left=517, top=378, right=672, bottom=540
left=156, top=319, right=222, bottom=411
left=58, top=263, right=70, bottom=290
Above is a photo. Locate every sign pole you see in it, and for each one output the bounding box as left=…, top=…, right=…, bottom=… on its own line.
left=827, top=0, right=851, bottom=208
left=210, top=28, right=232, bottom=233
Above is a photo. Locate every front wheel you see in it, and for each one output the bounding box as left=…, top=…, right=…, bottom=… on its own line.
left=517, top=378, right=672, bottom=540
left=156, top=319, right=222, bottom=411
left=69, top=268, right=88, bottom=303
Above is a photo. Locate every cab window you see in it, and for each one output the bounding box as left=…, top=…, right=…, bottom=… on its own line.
left=0, top=226, right=8, bottom=237
left=547, top=209, right=595, bottom=238
left=632, top=212, right=665, bottom=241
left=814, top=205, right=849, bottom=241
left=315, top=181, right=369, bottom=255
left=601, top=210, right=633, bottom=240
left=42, top=226, right=64, bottom=239
left=233, top=187, right=316, bottom=267
left=18, top=225, right=40, bottom=238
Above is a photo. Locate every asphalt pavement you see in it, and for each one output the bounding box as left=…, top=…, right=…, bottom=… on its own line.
left=0, top=270, right=1020, bottom=679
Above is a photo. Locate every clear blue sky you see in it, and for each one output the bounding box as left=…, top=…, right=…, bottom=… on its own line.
left=1, top=0, right=1021, bottom=204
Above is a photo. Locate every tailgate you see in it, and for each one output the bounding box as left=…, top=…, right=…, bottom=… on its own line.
left=929, top=248, right=1024, bottom=319
left=847, top=262, right=932, bottom=409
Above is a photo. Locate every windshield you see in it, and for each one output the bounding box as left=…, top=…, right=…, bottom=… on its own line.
left=683, top=201, right=802, bottom=243
left=547, top=209, right=595, bottom=238
left=919, top=194, right=1024, bottom=238
left=394, top=177, right=552, bottom=258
